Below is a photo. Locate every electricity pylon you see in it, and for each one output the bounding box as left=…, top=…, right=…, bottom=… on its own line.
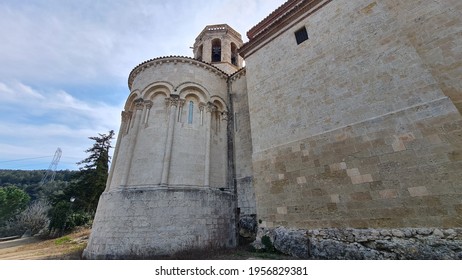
left=39, top=147, right=62, bottom=186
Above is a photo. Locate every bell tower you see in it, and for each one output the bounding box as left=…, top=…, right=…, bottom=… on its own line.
left=193, top=24, right=244, bottom=74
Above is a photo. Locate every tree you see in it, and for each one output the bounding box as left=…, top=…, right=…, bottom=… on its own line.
left=48, top=200, right=72, bottom=236
left=47, top=130, right=114, bottom=234
left=72, top=130, right=115, bottom=213
left=0, top=185, right=30, bottom=223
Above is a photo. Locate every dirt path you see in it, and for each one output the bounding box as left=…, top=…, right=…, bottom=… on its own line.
left=0, top=228, right=294, bottom=260
left=0, top=228, right=89, bottom=260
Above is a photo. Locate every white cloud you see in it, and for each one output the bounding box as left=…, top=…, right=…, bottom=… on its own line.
left=0, top=81, right=45, bottom=102
left=0, top=81, right=121, bottom=170
left=0, top=0, right=286, bottom=170
left=0, top=0, right=284, bottom=86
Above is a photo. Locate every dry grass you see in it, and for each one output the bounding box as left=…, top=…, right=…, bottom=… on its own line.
left=0, top=228, right=90, bottom=260
left=0, top=228, right=296, bottom=260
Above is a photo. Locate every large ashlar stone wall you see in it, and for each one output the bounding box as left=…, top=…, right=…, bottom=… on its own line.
left=245, top=0, right=462, bottom=229
left=84, top=187, right=235, bottom=259
left=231, top=69, right=256, bottom=217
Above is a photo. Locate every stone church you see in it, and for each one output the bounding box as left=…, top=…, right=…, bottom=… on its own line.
left=84, top=0, right=462, bottom=259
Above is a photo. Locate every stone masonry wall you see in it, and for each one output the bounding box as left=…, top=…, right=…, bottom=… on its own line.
left=245, top=0, right=462, bottom=229
left=231, top=71, right=256, bottom=217
left=390, top=0, right=462, bottom=114
left=83, top=187, right=236, bottom=259
left=253, top=97, right=462, bottom=229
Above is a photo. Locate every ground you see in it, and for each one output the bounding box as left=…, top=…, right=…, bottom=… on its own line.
left=0, top=228, right=89, bottom=260
left=0, top=228, right=295, bottom=260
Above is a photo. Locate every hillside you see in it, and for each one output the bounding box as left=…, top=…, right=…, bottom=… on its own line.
left=0, top=169, right=79, bottom=201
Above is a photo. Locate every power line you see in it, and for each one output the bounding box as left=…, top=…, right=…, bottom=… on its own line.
left=0, top=156, right=52, bottom=163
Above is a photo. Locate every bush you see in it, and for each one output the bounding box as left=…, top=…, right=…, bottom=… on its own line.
left=48, top=201, right=93, bottom=236
left=0, top=186, right=30, bottom=223
left=15, top=200, right=50, bottom=236
left=67, top=211, right=92, bottom=228
left=48, top=201, right=72, bottom=234
left=261, top=235, right=276, bottom=253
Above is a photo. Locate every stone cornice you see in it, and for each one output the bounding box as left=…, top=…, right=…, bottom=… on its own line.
left=229, top=67, right=246, bottom=81
left=239, top=0, right=332, bottom=58
left=194, top=24, right=242, bottom=46
left=128, top=56, right=229, bottom=90
left=247, top=0, right=302, bottom=40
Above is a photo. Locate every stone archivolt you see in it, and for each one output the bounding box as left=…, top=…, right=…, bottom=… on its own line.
left=128, top=56, right=228, bottom=89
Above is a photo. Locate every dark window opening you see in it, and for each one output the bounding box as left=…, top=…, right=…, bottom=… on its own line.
left=231, top=55, right=237, bottom=66
left=295, top=27, right=309, bottom=45
left=231, top=43, right=238, bottom=66
left=212, top=39, right=221, bottom=62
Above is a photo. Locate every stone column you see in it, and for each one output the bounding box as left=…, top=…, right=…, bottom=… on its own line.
left=121, top=98, right=144, bottom=187
left=221, top=111, right=229, bottom=188
left=143, top=100, right=153, bottom=126
left=199, top=102, right=206, bottom=126
left=204, top=103, right=215, bottom=187
left=161, top=95, right=179, bottom=186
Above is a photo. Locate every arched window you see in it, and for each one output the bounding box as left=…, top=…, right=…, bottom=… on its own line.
left=211, top=39, right=221, bottom=62
left=188, top=101, right=194, bottom=124
left=231, top=43, right=238, bottom=66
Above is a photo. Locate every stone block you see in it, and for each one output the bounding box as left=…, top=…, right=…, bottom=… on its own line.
left=408, top=186, right=430, bottom=197
left=297, top=176, right=307, bottom=184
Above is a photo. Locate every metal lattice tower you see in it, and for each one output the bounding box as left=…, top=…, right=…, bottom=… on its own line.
left=39, top=147, right=62, bottom=186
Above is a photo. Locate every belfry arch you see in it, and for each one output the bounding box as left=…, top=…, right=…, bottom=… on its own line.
left=211, top=38, right=221, bottom=62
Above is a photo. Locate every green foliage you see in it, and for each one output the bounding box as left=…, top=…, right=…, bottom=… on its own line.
left=48, top=201, right=72, bottom=232
left=0, top=169, right=80, bottom=201
left=261, top=235, right=276, bottom=253
left=54, top=236, right=72, bottom=245
left=71, top=130, right=114, bottom=213
left=47, top=130, right=114, bottom=234
left=67, top=211, right=92, bottom=228
left=48, top=204, right=91, bottom=235
left=0, top=185, right=30, bottom=223
left=1, top=130, right=113, bottom=236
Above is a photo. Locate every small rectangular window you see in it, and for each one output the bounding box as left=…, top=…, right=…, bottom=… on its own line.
left=295, top=27, right=308, bottom=45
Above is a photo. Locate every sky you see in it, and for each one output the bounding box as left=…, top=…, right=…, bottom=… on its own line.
left=0, top=0, right=284, bottom=171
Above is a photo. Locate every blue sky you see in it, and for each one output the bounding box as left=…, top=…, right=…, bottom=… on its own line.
left=0, top=0, right=283, bottom=170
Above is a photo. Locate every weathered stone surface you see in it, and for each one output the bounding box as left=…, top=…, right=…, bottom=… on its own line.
left=246, top=0, right=462, bottom=230
left=239, top=214, right=257, bottom=242
left=254, top=227, right=462, bottom=260
left=84, top=187, right=236, bottom=259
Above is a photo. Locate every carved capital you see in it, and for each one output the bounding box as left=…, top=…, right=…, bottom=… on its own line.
left=134, top=98, right=144, bottom=110
left=206, top=103, right=217, bottom=113
left=165, top=95, right=180, bottom=107
left=144, top=100, right=153, bottom=109
left=199, top=102, right=206, bottom=112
